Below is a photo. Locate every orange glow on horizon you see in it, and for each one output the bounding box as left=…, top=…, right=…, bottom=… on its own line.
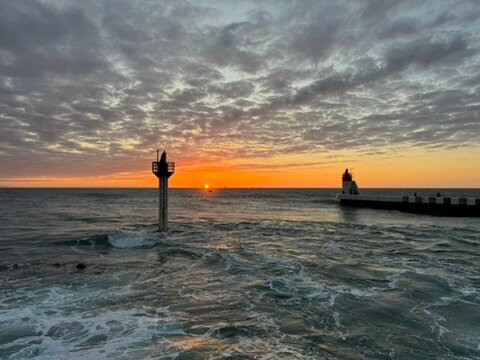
left=1, top=147, right=479, bottom=188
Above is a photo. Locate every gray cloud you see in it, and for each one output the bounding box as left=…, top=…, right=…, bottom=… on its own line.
left=1, top=0, right=480, bottom=178
left=0, top=0, right=106, bottom=78
left=202, top=20, right=267, bottom=73
left=384, top=35, right=470, bottom=71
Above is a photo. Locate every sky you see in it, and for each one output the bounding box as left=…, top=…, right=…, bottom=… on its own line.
left=0, top=0, right=479, bottom=188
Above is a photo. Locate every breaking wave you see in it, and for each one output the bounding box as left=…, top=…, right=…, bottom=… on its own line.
left=50, top=231, right=160, bottom=249
left=107, top=231, right=158, bottom=249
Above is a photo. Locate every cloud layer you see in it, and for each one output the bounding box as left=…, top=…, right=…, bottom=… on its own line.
left=1, top=0, right=479, bottom=177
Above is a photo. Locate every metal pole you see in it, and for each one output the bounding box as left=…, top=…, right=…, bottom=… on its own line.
left=162, top=175, right=168, bottom=231
left=159, top=174, right=168, bottom=231
left=158, top=177, right=162, bottom=231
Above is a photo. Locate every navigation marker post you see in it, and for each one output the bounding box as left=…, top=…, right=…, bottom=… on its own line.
left=152, top=150, right=175, bottom=232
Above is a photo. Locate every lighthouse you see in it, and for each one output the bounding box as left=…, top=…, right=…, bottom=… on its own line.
left=342, top=169, right=359, bottom=195
left=152, top=150, right=175, bottom=232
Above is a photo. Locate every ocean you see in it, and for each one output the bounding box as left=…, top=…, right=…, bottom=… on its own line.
left=0, top=188, right=479, bottom=359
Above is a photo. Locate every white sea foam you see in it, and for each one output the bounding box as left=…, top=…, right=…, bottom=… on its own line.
left=423, top=308, right=451, bottom=339
left=107, top=231, right=157, bottom=248
left=0, top=284, right=187, bottom=359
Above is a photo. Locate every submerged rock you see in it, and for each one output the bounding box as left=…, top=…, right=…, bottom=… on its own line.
left=76, top=263, right=87, bottom=270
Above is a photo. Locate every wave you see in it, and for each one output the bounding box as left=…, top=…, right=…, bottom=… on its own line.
left=51, top=234, right=110, bottom=248
left=0, top=285, right=186, bottom=359
left=50, top=231, right=160, bottom=249
left=107, top=232, right=157, bottom=249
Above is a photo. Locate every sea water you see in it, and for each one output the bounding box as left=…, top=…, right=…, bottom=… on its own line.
left=0, top=188, right=479, bottom=359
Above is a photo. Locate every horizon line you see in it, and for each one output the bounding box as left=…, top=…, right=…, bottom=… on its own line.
left=1, top=186, right=479, bottom=190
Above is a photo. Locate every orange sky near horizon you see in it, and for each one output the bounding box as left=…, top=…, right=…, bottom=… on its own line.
left=1, top=146, right=479, bottom=188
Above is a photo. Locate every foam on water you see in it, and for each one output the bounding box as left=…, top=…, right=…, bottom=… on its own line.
left=107, top=231, right=158, bottom=249
left=0, top=284, right=187, bottom=359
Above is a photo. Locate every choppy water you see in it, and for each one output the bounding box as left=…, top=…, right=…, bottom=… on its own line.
left=0, top=188, right=479, bottom=359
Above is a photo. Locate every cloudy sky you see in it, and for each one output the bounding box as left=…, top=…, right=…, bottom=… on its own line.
left=1, top=0, right=479, bottom=187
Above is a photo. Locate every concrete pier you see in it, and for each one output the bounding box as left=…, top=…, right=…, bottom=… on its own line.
left=337, top=169, right=480, bottom=217
left=152, top=150, right=175, bottom=231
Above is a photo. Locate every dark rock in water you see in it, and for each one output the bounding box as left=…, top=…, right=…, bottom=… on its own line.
left=52, top=263, right=63, bottom=268
left=11, top=263, right=18, bottom=270
left=76, top=263, right=87, bottom=270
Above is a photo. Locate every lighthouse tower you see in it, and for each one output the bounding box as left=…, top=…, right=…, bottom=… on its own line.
left=152, top=150, right=175, bottom=232
left=342, top=169, right=359, bottom=195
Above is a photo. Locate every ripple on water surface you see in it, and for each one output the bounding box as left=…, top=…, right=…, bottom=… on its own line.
left=0, top=188, right=479, bottom=359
